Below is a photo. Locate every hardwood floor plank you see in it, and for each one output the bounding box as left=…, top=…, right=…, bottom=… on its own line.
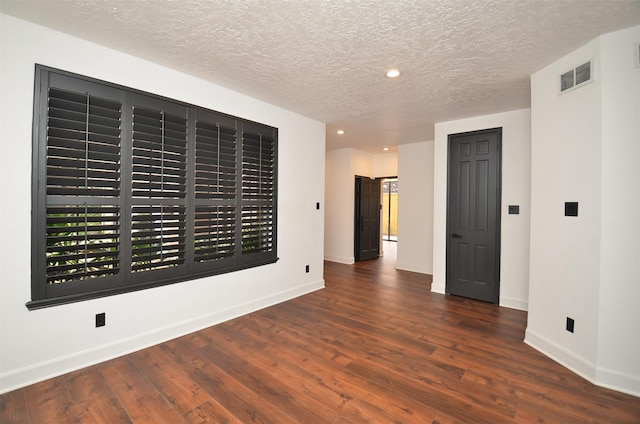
left=189, top=362, right=299, bottom=424
left=236, top=308, right=440, bottom=422
left=100, top=356, right=185, bottom=424
left=69, top=395, right=133, bottom=424
left=182, top=400, right=243, bottom=424
left=22, top=376, right=78, bottom=424
left=129, top=344, right=211, bottom=415
left=198, top=338, right=341, bottom=424
left=211, top=321, right=404, bottom=423
left=0, top=388, right=29, bottom=424
left=279, top=299, right=466, bottom=382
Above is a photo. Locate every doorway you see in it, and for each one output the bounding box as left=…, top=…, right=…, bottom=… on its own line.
left=354, top=176, right=381, bottom=261
left=446, top=128, right=501, bottom=303
left=381, top=178, right=398, bottom=242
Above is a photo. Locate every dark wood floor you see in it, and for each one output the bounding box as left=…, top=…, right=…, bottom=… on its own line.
left=2, top=243, right=639, bottom=423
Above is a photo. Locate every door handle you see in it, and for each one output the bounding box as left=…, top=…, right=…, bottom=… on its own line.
left=452, top=233, right=463, bottom=238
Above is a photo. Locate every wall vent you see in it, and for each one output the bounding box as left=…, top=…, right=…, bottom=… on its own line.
left=559, top=61, right=593, bottom=94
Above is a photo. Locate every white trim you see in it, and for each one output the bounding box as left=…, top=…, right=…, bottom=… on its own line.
left=324, top=255, right=355, bottom=265
left=525, top=328, right=640, bottom=397
left=499, top=296, right=528, bottom=311
left=395, top=261, right=432, bottom=275
left=0, top=280, right=324, bottom=394
left=431, top=280, right=446, bottom=294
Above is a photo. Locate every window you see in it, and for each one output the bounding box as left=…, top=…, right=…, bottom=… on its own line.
left=29, top=65, right=277, bottom=309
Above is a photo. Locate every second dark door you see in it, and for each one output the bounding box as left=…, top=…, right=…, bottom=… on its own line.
left=446, top=128, right=501, bottom=303
left=355, top=176, right=380, bottom=261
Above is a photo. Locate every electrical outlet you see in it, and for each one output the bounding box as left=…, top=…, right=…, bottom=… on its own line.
left=305, top=265, right=310, bottom=273
left=96, top=312, right=106, bottom=328
left=566, top=317, right=574, bottom=333
left=316, top=202, right=320, bottom=210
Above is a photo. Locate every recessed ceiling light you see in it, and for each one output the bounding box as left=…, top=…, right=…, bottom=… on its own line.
left=386, top=69, right=401, bottom=78
left=337, top=130, right=344, bottom=135
left=382, top=147, right=390, bottom=151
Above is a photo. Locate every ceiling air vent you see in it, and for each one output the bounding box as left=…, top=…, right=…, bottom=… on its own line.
left=559, top=61, right=593, bottom=94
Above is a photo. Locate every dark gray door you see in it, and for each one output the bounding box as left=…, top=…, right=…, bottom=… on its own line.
left=355, top=176, right=380, bottom=261
left=446, top=128, right=501, bottom=303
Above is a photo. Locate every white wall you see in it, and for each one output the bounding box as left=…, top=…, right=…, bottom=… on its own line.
left=597, top=25, right=640, bottom=395
left=374, top=152, right=398, bottom=177
left=433, top=109, right=531, bottom=311
left=0, top=14, right=326, bottom=393
left=324, top=149, right=364, bottom=264
left=527, top=26, right=640, bottom=396
left=397, top=142, right=434, bottom=274
left=527, top=35, right=603, bottom=381
left=324, top=149, right=398, bottom=264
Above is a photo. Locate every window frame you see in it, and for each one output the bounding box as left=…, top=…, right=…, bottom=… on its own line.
left=29, top=65, right=278, bottom=310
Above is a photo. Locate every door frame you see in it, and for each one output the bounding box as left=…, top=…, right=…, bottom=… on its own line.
left=445, top=127, right=502, bottom=303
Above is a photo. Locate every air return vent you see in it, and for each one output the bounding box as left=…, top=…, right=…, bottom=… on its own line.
left=559, top=61, right=593, bottom=93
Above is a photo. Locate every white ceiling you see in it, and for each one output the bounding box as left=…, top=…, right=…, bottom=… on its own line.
left=2, top=0, right=639, bottom=153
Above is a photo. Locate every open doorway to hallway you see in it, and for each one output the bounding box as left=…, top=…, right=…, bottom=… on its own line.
left=381, top=177, right=398, bottom=242
left=381, top=177, right=398, bottom=263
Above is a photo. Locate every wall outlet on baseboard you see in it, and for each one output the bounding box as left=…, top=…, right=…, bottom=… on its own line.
left=96, top=313, right=106, bottom=328
left=566, top=317, right=574, bottom=333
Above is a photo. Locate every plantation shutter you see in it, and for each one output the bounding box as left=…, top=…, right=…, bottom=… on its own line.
left=33, top=72, right=124, bottom=302
left=193, top=110, right=237, bottom=266
left=30, top=66, right=278, bottom=309
left=240, top=122, right=277, bottom=262
left=130, top=95, right=188, bottom=280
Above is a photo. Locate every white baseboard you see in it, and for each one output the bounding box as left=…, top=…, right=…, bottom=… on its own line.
left=499, top=296, right=528, bottom=311
left=395, top=261, right=432, bottom=275
left=525, top=328, right=640, bottom=397
left=324, top=255, right=354, bottom=264
left=595, top=365, right=640, bottom=397
left=0, top=280, right=324, bottom=394
left=431, top=280, right=446, bottom=294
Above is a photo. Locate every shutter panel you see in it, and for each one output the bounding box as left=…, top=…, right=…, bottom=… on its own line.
left=195, top=119, right=237, bottom=200
left=46, top=205, right=120, bottom=284
left=47, top=88, right=121, bottom=197
left=131, top=103, right=188, bottom=273
left=193, top=112, right=238, bottom=263
left=131, top=205, right=186, bottom=271
left=194, top=205, right=236, bottom=262
left=241, top=126, right=276, bottom=255
left=132, top=106, right=187, bottom=198
left=44, top=86, right=122, bottom=286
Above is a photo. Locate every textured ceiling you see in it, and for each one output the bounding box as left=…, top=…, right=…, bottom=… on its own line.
left=2, top=0, right=639, bottom=153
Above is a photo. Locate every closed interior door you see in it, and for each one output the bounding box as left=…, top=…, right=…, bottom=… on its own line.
left=355, top=176, right=381, bottom=261
left=446, top=128, right=501, bottom=303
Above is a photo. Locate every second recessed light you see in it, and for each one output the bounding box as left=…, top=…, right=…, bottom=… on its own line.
left=386, top=69, right=401, bottom=78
